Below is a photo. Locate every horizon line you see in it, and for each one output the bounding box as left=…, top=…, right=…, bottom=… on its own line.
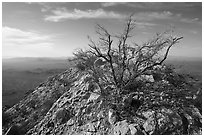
left=2, top=55, right=202, bottom=60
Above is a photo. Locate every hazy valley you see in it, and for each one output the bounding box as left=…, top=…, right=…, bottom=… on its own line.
left=2, top=56, right=202, bottom=108
left=2, top=57, right=69, bottom=107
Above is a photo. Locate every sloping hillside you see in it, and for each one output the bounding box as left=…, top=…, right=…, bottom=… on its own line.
left=2, top=65, right=202, bottom=135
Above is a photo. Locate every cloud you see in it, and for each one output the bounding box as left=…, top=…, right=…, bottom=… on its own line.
left=180, top=18, right=201, bottom=24
left=101, top=2, right=201, bottom=10
left=44, top=6, right=200, bottom=27
left=134, top=11, right=201, bottom=25
left=3, top=27, right=52, bottom=44
left=40, top=3, right=53, bottom=12
left=135, top=21, right=157, bottom=29
left=2, top=27, right=56, bottom=57
left=134, top=11, right=173, bottom=21
left=101, top=2, right=127, bottom=7
left=44, top=7, right=174, bottom=22
left=44, top=8, right=124, bottom=22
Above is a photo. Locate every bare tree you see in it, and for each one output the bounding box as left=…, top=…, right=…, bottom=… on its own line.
left=72, top=15, right=183, bottom=92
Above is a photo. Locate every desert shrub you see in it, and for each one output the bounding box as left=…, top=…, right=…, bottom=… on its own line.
left=75, top=62, right=86, bottom=71
left=71, top=15, right=183, bottom=95
left=162, top=66, right=186, bottom=87
left=69, top=49, right=96, bottom=71
left=123, top=80, right=145, bottom=91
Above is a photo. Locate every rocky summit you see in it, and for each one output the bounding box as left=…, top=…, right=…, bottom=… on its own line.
left=2, top=66, right=202, bottom=135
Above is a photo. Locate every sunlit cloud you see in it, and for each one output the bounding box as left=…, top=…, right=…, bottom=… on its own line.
left=44, top=8, right=175, bottom=23
left=133, top=11, right=173, bottom=21
left=44, top=5, right=201, bottom=27
left=101, top=2, right=201, bottom=10
left=45, top=8, right=124, bottom=22
left=134, top=12, right=201, bottom=25
left=101, top=2, right=127, bottom=7
left=2, top=2, right=201, bottom=58
left=3, top=27, right=52, bottom=44
left=38, top=2, right=53, bottom=12
left=180, top=18, right=201, bottom=24
left=135, top=21, right=157, bottom=29
left=2, top=27, right=56, bottom=57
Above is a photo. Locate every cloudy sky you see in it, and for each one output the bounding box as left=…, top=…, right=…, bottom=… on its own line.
left=2, top=2, right=202, bottom=58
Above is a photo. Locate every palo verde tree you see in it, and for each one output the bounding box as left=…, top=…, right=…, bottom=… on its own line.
left=72, top=15, right=183, bottom=93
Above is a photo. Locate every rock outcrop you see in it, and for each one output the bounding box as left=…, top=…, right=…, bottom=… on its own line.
left=2, top=66, right=202, bottom=135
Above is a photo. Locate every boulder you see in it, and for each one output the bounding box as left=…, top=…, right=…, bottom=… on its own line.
left=142, top=108, right=185, bottom=135
left=142, top=110, right=156, bottom=135
left=123, top=94, right=142, bottom=109
left=113, top=120, right=138, bottom=135
left=113, top=120, right=131, bottom=135
left=108, top=108, right=117, bottom=125
left=87, top=93, right=100, bottom=103
left=53, top=108, right=71, bottom=124
left=137, top=75, right=155, bottom=82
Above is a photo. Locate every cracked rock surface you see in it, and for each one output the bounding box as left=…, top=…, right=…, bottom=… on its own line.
left=2, top=67, right=202, bottom=135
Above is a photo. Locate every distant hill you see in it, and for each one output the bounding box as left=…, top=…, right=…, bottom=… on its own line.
left=2, top=57, right=70, bottom=71
left=2, top=56, right=202, bottom=107
left=165, top=56, right=202, bottom=80
left=2, top=57, right=71, bottom=107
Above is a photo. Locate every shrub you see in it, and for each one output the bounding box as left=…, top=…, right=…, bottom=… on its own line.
left=70, top=15, right=183, bottom=95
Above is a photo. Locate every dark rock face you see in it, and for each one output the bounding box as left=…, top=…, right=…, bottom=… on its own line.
left=53, top=108, right=72, bottom=124
left=2, top=69, right=79, bottom=134
left=130, top=99, right=142, bottom=110
left=2, top=67, right=202, bottom=135
left=5, top=124, right=22, bottom=135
